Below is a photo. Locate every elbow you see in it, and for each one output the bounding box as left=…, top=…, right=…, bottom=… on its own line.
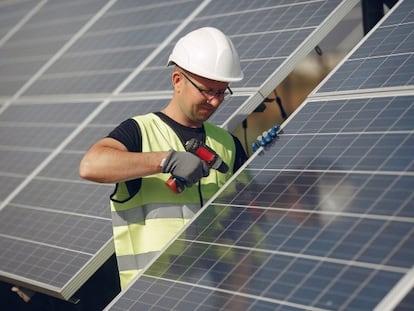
left=79, top=164, right=90, bottom=180
left=79, top=158, right=99, bottom=182
left=79, top=156, right=115, bottom=183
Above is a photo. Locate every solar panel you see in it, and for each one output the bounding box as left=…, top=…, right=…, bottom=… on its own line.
left=122, top=0, right=360, bottom=130
left=0, top=0, right=194, bottom=299
left=314, top=12, right=414, bottom=93
left=0, top=0, right=358, bottom=302
left=105, top=0, right=414, bottom=310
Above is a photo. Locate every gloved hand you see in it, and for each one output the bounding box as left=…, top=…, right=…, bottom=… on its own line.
left=162, top=150, right=210, bottom=186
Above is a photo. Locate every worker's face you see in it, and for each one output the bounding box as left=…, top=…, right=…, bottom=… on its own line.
left=174, top=69, right=229, bottom=126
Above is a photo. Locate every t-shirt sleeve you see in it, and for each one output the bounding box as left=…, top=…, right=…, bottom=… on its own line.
left=107, top=118, right=142, bottom=152
left=107, top=118, right=142, bottom=195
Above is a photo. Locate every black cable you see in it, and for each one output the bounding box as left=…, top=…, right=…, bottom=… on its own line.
left=198, top=182, right=203, bottom=207
left=315, top=45, right=323, bottom=56
left=273, top=89, right=288, bottom=120
left=242, top=119, right=249, bottom=154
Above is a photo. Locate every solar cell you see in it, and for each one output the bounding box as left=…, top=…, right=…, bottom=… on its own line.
left=106, top=0, right=414, bottom=310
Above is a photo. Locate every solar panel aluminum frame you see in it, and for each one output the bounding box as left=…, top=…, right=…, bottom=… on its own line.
left=374, top=266, right=414, bottom=311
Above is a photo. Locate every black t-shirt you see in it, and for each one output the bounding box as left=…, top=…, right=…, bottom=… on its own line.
left=107, top=112, right=247, bottom=172
left=107, top=112, right=247, bottom=195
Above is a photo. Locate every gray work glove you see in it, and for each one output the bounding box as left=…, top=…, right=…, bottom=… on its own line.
left=162, top=150, right=210, bottom=186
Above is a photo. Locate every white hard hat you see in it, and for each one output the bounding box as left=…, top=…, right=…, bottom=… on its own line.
left=167, top=27, right=243, bottom=82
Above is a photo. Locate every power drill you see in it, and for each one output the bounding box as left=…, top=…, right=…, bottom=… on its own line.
left=166, top=138, right=229, bottom=193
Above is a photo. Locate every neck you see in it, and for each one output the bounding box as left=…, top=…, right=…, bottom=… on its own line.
left=161, top=103, right=203, bottom=128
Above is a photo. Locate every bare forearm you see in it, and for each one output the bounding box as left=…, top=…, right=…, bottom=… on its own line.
left=79, top=138, right=168, bottom=183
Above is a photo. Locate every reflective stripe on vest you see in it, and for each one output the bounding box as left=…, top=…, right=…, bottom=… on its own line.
left=117, top=251, right=159, bottom=271
left=111, top=203, right=199, bottom=227
left=110, top=113, right=236, bottom=289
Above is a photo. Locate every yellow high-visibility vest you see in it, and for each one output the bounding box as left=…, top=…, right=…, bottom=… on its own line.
left=110, top=113, right=235, bottom=289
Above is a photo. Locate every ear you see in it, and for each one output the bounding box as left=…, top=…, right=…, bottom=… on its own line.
left=171, top=70, right=182, bottom=92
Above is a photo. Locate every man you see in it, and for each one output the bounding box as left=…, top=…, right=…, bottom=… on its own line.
left=79, top=27, right=247, bottom=289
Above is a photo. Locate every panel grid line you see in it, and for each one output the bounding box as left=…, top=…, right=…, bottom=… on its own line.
left=0, top=0, right=47, bottom=49
left=0, top=233, right=95, bottom=257
left=145, top=274, right=332, bottom=311
left=0, top=0, right=118, bottom=114
left=175, top=238, right=410, bottom=274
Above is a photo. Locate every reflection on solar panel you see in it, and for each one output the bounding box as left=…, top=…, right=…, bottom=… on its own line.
left=0, top=0, right=358, bottom=301
left=106, top=0, right=414, bottom=310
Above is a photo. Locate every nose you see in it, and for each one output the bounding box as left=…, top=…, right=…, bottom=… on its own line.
left=205, top=96, right=222, bottom=107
